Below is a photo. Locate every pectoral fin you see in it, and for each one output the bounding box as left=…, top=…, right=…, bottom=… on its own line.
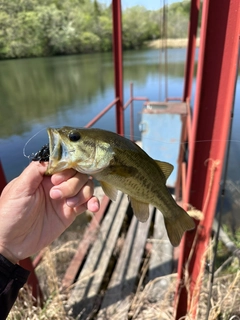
left=130, top=197, right=149, bottom=222
left=100, top=181, right=118, bottom=201
left=155, top=160, right=174, bottom=182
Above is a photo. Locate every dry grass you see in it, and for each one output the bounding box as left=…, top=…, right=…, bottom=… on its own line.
left=7, top=211, right=90, bottom=320
left=8, top=231, right=240, bottom=320
left=199, top=270, right=240, bottom=320
left=128, top=274, right=177, bottom=320
left=127, top=244, right=240, bottom=320
left=8, top=246, right=74, bottom=320
left=146, top=38, right=200, bottom=49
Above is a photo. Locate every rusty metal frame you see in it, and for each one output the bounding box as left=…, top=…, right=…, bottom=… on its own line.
left=182, top=0, right=201, bottom=103
left=175, top=0, right=240, bottom=318
left=123, top=82, right=149, bottom=141
left=112, top=0, right=124, bottom=135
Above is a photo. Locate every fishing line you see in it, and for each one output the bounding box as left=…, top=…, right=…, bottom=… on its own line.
left=22, top=128, right=240, bottom=162
left=124, top=134, right=240, bottom=146
left=23, top=127, right=47, bottom=160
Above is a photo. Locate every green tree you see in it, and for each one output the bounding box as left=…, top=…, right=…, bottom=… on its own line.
left=0, top=11, right=11, bottom=57
left=122, top=6, right=149, bottom=49
left=0, top=0, right=193, bottom=59
left=167, top=0, right=191, bottom=38
left=37, top=4, right=73, bottom=55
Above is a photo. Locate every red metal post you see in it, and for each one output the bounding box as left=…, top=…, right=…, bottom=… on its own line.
left=183, top=0, right=201, bottom=102
left=130, top=82, right=134, bottom=141
left=175, top=1, right=240, bottom=319
left=112, top=0, right=124, bottom=135
left=19, top=259, right=43, bottom=306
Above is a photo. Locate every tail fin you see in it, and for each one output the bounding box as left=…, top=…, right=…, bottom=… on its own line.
left=164, top=206, right=195, bottom=247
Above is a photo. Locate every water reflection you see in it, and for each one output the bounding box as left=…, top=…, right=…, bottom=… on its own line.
left=0, top=48, right=239, bottom=230
left=0, top=48, right=188, bottom=181
left=0, top=53, right=114, bottom=137
left=0, top=49, right=187, bottom=138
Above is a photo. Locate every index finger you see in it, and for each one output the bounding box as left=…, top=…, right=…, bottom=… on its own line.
left=51, top=169, right=86, bottom=185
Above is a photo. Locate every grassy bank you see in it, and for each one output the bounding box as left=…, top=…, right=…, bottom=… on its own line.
left=8, top=216, right=240, bottom=319
left=146, top=37, right=200, bottom=49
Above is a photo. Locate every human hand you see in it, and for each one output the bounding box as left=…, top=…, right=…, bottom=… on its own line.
left=0, top=161, right=99, bottom=264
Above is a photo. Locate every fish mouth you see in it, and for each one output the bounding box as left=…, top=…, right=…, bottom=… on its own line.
left=46, top=128, right=71, bottom=175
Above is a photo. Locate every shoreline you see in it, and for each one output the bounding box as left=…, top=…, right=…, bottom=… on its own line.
left=146, top=38, right=200, bottom=49
left=0, top=38, right=201, bottom=61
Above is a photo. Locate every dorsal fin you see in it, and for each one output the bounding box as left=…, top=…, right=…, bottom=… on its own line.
left=155, top=160, right=174, bottom=181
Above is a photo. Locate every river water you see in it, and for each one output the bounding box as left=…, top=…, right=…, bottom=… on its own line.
left=0, top=48, right=239, bottom=228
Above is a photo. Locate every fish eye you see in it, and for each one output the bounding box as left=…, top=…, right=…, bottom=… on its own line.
left=69, top=131, right=81, bottom=142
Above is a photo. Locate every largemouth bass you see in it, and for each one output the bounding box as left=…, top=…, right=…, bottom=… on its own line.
left=46, top=126, right=195, bottom=246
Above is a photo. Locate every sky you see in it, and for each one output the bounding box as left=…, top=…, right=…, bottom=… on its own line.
left=102, top=0, right=180, bottom=11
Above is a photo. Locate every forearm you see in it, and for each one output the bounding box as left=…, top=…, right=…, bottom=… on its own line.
left=0, top=254, right=30, bottom=320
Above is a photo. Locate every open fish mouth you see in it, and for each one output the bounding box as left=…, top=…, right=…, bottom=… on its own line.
left=31, top=128, right=60, bottom=164
left=47, top=128, right=62, bottom=162
left=45, top=128, right=73, bottom=174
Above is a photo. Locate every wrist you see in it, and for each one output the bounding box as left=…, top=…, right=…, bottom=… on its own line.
left=0, top=245, right=19, bottom=264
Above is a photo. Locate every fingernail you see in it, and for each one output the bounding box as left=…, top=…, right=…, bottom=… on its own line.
left=50, top=189, right=63, bottom=199
left=88, top=199, right=100, bottom=212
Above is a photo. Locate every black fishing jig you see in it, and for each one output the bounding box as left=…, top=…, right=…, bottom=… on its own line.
left=32, top=143, right=50, bottom=162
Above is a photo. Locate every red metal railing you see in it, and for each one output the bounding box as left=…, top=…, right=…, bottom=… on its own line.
left=85, top=98, right=120, bottom=128
left=85, top=82, right=149, bottom=141
left=123, top=83, right=149, bottom=141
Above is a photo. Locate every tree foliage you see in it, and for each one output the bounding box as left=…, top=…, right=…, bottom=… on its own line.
left=0, top=0, right=194, bottom=59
